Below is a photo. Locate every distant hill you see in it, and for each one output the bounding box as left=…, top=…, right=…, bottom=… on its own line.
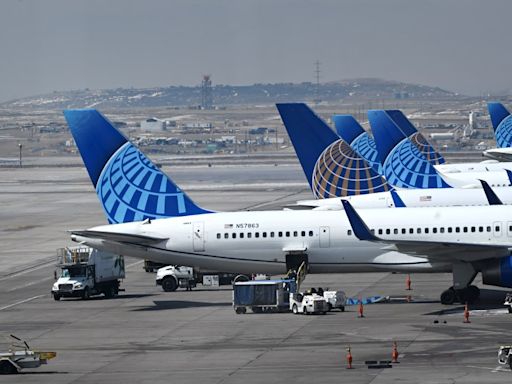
left=1, top=78, right=459, bottom=110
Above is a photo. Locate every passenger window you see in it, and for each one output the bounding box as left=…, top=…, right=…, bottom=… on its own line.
left=394, top=229, right=398, bottom=234
left=440, top=227, right=444, bottom=233
left=253, top=232, right=258, bottom=238
left=487, top=226, right=491, bottom=232
left=301, top=231, right=306, bottom=237
left=417, top=228, right=421, bottom=234
left=496, top=226, right=501, bottom=232
left=409, top=228, right=413, bottom=234
left=248, top=233, right=252, bottom=238
left=293, top=231, right=298, bottom=237
left=240, top=233, right=244, bottom=239
left=425, top=228, right=429, bottom=234
left=347, top=230, right=352, bottom=236
left=263, top=232, right=267, bottom=238
left=232, top=233, right=236, bottom=239
left=217, top=233, right=221, bottom=239
left=463, top=227, right=468, bottom=233
left=309, top=231, right=314, bottom=237
left=378, top=229, right=383, bottom=235
left=455, top=227, right=460, bottom=233
left=278, top=231, right=283, bottom=237
left=224, top=233, right=228, bottom=239
left=509, top=225, right=512, bottom=232
left=402, top=228, right=406, bottom=234
left=386, top=229, right=390, bottom=235
left=433, top=228, right=437, bottom=234
left=370, top=229, right=375, bottom=234
left=479, top=226, right=483, bottom=232
left=270, top=232, right=275, bottom=238
left=285, top=231, right=290, bottom=237
left=448, top=227, right=452, bottom=233
left=471, top=226, right=476, bottom=233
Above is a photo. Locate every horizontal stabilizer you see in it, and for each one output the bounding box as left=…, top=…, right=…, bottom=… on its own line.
left=70, top=230, right=168, bottom=245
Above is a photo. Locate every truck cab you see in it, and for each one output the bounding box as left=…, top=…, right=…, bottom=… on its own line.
left=156, top=265, right=196, bottom=292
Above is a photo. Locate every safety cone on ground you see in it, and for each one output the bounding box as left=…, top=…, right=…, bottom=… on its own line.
left=391, top=341, right=399, bottom=363
left=358, top=300, right=365, bottom=318
left=346, top=346, right=353, bottom=369
left=406, top=274, right=412, bottom=291
left=463, top=302, right=471, bottom=323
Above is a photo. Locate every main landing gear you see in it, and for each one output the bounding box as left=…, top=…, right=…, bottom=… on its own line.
left=440, top=262, right=479, bottom=305
left=440, top=285, right=480, bottom=305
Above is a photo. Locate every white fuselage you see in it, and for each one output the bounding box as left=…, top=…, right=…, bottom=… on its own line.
left=294, top=186, right=512, bottom=210
left=73, top=206, right=512, bottom=276
left=482, top=148, right=512, bottom=163
left=436, top=161, right=512, bottom=175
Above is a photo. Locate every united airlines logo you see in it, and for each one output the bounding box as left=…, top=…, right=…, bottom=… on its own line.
left=350, top=132, right=383, bottom=174
left=312, top=139, right=390, bottom=198
left=96, top=142, right=186, bottom=223
left=409, top=132, right=445, bottom=165
left=495, top=115, right=512, bottom=148
left=383, top=139, right=449, bottom=189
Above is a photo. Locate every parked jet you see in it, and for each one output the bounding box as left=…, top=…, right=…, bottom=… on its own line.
left=485, top=102, right=512, bottom=162
left=65, top=109, right=512, bottom=305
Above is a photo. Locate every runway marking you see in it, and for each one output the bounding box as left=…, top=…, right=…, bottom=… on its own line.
left=0, top=295, right=45, bottom=311
left=6, top=276, right=53, bottom=292
left=0, top=259, right=55, bottom=281
left=466, top=365, right=510, bottom=373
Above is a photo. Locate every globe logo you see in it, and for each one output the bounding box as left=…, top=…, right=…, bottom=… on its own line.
left=311, top=139, right=390, bottom=198
left=496, top=115, right=512, bottom=149
left=96, top=142, right=186, bottom=223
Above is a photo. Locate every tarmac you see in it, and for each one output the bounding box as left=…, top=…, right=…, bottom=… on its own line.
left=1, top=161, right=512, bottom=383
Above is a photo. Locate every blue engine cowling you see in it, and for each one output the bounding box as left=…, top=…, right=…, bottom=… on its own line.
left=481, top=256, right=512, bottom=288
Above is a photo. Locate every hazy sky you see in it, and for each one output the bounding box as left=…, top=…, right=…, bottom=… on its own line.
left=1, top=0, right=511, bottom=102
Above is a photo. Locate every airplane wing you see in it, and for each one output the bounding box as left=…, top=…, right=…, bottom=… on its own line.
left=341, top=200, right=511, bottom=262
left=70, top=230, right=168, bottom=245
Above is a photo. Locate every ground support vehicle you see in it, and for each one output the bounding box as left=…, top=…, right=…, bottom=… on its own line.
left=233, top=279, right=297, bottom=314
left=498, top=346, right=512, bottom=369
left=289, top=291, right=329, bottom=315
left=504, top=293, right=512, bottom=313
left=0, top=335, right=56, bottom=374
left=52, top=246, right=125, bottom=300
left=156, top=266, right=196, bottom=291
left=322, top=290, right=347, bottom=311
left=143, top=259, right=166, bottom=272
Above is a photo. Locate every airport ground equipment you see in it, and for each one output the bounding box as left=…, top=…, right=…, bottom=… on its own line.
left=504, top=293, right=512, bottom=313
left=498, top=346, right=512, bottom=369
left=233, top=279, right=297, bottom=314
left=143, top=259, right=166, bottom=272
left=290, top=290, right=329, bottom=315
left=52, top=246, right=125, bottom=300
left=156, top=265, right=196, bottom=291
left=0, top=335, right=56, bottom=374
left=322, top=290, right=347, bottom=311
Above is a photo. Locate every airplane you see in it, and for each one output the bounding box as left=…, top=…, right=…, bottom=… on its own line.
left=485, top=102, right=512, bottom=162
left=65, top=109, right=512, bottom=306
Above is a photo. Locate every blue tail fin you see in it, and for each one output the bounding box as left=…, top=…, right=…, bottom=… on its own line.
left=368, top=110, right=450, bottom=189
left=333, top=115, right=382, bottom=174
left=488, top=102, right=512, bottom=148
left=64, top=109, right=210, bottom=224
left=385, top=110, right=445, bottom=165
left=277, top=103, right=390, bottom=197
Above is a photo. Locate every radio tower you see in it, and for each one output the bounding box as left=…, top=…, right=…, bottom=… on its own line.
left=201, top=74, right=213, bottom=110
left=314, top=60, right=321, bottom=105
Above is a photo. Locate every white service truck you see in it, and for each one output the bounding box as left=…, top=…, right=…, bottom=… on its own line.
left=52, top=246, right=125, bottom=300
left=156, top=266, right=196, bottom=291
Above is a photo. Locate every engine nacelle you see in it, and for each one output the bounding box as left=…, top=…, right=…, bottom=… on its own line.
left=481, top=256, right=512, bottom=288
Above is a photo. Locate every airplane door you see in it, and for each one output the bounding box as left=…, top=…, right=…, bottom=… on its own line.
left=493, top=221, right=503, bottom=238
left=193, top=222, right=205, bottom=251
left=319, top=226, right=330, bottom=248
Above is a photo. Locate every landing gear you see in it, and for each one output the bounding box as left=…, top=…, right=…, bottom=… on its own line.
left=440, top=285, right=480, bottom=305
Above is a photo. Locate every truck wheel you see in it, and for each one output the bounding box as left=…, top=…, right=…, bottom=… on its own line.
left=292, top=304, right=298, bottom=314
left=340, top=306, right=345, bottom=312
left=508, top=307, right=512, bottom=314
left=104, top=286, right=115, bottom=299
left=53, top=293, right=61, bottom=301
left=303, top=307, right=308, bottom=315
left=0, top=360, right=17, bottom=374
left=327, top=303, right=332, bottom=312
left=82, top=287, right=90, bottom=300
left=162, top=277, right=177, bottom=292
left=235, top=307, right=244, bottom=314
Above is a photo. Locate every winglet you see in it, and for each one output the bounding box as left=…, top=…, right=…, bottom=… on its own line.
left=341, top=200, right=379, bottom=241
left=390, top=190, right=406, bottom=207
left=479, top=180, right=503, bottom=205
left=506, top=169, right=512, bottom=186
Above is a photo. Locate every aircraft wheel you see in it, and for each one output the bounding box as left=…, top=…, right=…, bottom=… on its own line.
left=440, top=288, right=456, bottom=305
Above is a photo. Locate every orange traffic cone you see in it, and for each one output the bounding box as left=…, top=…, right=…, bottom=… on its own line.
left=406, top=274, right=412, bottom=290
left=463, top=302, right=471, bottom=323
left=346, top=346, right=353, bottom=369
left=358, top=300, right=365, bottom=318
left=391, top=341, right=399, bottom=363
